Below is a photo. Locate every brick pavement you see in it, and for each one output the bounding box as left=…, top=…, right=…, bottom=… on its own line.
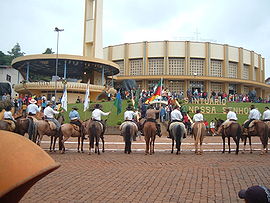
left=21, top=140, right=270, bottom=203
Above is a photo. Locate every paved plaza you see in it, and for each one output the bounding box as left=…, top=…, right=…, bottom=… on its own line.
left=20, top=135, right=270, bottom=203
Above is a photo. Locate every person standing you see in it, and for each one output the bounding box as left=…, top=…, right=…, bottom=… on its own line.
left=209, top=120, right=216, bottom=136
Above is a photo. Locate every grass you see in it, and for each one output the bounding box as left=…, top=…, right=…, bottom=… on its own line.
left=63, top=100, right=268, bottom=126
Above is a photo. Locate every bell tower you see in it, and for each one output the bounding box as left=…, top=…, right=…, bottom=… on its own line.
left=83, top=0, right=103, bottom=59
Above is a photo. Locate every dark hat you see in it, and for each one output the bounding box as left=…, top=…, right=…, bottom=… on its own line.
left=94, top=104, right=102, bottom=109
left=224, top=108, right=230, bottom=112
left=250, top=105, right=255, bottom=109
left=126, top=105, right=133, bottom=110
left=238, top=185, right=270, bottom=203
left=148, top=105, right=154, bottom=109
left=72, top=106, right=78, bottom=110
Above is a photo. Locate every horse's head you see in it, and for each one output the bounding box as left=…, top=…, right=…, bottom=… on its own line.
left=215, top=119, right=224, bottom=130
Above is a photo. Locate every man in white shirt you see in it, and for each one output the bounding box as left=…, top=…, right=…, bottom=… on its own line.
left=124, top=106, right=135, bottom=121
left=244, top=105, right=261, bottom=128
left=217, top=108, right=238, bottom=134
left=26, top=99, right=40, bottom=116
left=92, top=104, right=111, bottom=138
left=193, top=109, right=204, bottom=122
left=44, top=102, right=61, bottom=130
left=262, top=107, right=270, bottom=121
left=167, top=106, right=183, bottom=138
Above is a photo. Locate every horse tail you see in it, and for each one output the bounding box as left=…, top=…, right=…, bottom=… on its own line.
left=262, top=123, right=268, bottom=148
left=90, top=124, right=96, bottom=148
left=175, top=125, right=182, bottom=151
left=125, top=124, right=131, bottom=143
left=236, top=123, right=242, bottom=141
left=59, top=127, right=63, bottom=150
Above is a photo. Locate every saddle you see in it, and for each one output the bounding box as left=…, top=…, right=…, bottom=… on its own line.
left=169, top=122, right=185, bottom=131
left=119, top=121, right=138, bottom=132
left=92, top=120, right=103, bottom=132
left=70, top=124, right=80, bottom=132
left=3, top=120, right=16, bottom=131
left=223, top=121, right=237, bottom=129
left=45, top=120, right=57, bottom=131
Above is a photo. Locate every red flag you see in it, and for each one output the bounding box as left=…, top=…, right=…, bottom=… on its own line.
left=145, top=79, right=162, bottom=104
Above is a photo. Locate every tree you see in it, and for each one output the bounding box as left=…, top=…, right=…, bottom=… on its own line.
left=0, top=51, right=12, bottom=65
left=42, top=48, right=54, bottom=54
left=8, top=43, right=25, bottom=60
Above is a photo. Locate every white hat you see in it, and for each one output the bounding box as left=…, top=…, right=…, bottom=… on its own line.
left=29, top=99, right=37, bottom=104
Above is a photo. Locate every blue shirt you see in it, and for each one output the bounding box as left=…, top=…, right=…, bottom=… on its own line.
left=69, top=110, right=80, bottom=120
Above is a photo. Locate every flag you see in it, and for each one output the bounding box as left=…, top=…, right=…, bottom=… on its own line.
left=145, top=79, right=163, bottom=104
left=84, top=80, right=90, bottom=112
left=61, top=85, right=68, bottom=111
left=114, top=91, right=122, bottom=115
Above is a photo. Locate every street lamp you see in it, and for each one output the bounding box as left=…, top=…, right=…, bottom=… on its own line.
left=54, top=27, right=64, bottom=103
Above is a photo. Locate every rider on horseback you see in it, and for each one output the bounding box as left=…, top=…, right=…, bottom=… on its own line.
left=217, top=108, right=238, bottom=134
left=91, top=104, right=111, bottom=138
left=143, top=105, right=162, bottom=137
left=26, top=99, right=40, bottom=137
left=44, top=102, right=61, bottom=134
left=3, top=106, right=16, bottom=131
left=69, top=106, right=83, bottom=136
left=167, top=105, right=183, bottom=139
left=244, top=105, right=261, bottom=129
left=262, top=106, right=270, bottom=121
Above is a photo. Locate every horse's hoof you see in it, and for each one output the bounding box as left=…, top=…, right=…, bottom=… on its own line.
left=81, top=151, right=84, bottom=153
left=171, top=151, right=173, bottom=154
left=88, top=152, right=91, bottom=155
left=250, top=151, right=253, bottom=154
left=102, top=150, right=105, bottom=153
left=49, top=150, right=52, bottom=152
left=53, top=150, right=56, bottom=153
left=222, top=151, right=225, bottom=154
left=124, top=151, right=127, bottom=154
left=241, top=151, right=245, bottom=154
left=61, top=151, right=65, bottom=154
left=77, top=151, right=80, bottom=153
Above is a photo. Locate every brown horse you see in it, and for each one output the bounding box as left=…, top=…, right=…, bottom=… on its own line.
left=143, top=121, right=157, bottom=155
left=35, top=120, right=59, bottom=152
left=0, top=120, right=11, bottom=131
left=60, top=122, right=85, bottom=154
left=243, top=120, right=269, bottom=155
left=216, top=119, right=242, bottom=154
left=192, top=122, right=206, bottom=155
left=85, top=120, right=104, bottom=155
left=120, top=121, right=138, bottom=154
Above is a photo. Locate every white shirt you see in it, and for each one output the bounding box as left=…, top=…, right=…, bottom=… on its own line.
left=92, top=109, right=110, bottom=121
left=227, top=111, right=238, bottom=120
left=170, top=109, right=183, bottom=121
left=210, top=122, right=215, bottom=128
left=263, top=109, right=270, bottom=120
left=248, top=109, right=261, bottom=120
left=4, top=111, right=14, bottom=120
left=124, top=110, right=134, bottom=120
left=44, top=106, right=59, bottom=119
left=193, top=113, right=204, bottom=122
left=27, top=103, right=40, bottom=114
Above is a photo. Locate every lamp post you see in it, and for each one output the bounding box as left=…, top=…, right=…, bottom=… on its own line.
left=54, top=27, right=64, bottom=103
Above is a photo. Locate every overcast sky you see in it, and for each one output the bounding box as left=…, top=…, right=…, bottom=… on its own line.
left=1, top=0, right=270, bottom=78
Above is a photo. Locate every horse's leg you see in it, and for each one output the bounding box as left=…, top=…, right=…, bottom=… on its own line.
left=77, top=136, right=80, bottom=153
left=233, top=136, right=240, bottom=155
left=81, top=134, right=84, bottom=153
left=222, top=135, right=226, bottom=153
left=61, top=136, right=69, bottom=154
left=96, top=137, right=100, bottom=155
left=152, top=136, right=155, bottom=154
left=49, top=135, right=53, bottom=152
left=171, top=137, right=174, bottom=154
left=194, top=135, right=198, bottom=154
left=145, top=137, right=149, bottom=155
left=228, top=136, right=231, bottom=153
left=242, top=137, right=247, bottom=154
left=53, top=136, right=57, bottom=152
left=249, top=136, right=252, bottom=154
left=101, top=136, right=105, bottom=153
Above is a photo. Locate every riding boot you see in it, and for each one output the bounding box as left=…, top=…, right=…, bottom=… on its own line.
left=183, top=132, right=186, bottom=138
left=167, top=123, right=172, bottom=138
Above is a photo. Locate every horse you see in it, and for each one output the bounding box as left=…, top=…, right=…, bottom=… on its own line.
left=242, top=120, right=269, bottom=155
left=15, top=117, right=31, bottom=138
left=143, top=121, right=157, bottom=155
left=60, top=122, right=84, bottom=154
left=215, top=119, right=242, bottom=154
left=169, top=122, right=186, bottom=154
left=85, top=120, right=104, bottom=155
left=192, top=122, right=206, bottom=155
left=0, top=120, right=11, bottom=131
left=35, top=120, right=60, bottom=152
left=120, top=121, right=138, bottom=154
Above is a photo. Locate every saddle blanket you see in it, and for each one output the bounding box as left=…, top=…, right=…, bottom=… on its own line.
left=223, top=121, right=237, bottom=129
left=45, top=120, right=57, bottom=131
left=3, top=120, right=16, bottom=131
left=243, top=120, right=260, bottom=128
left=119, top=121, right=138, bottom=132
left=169, top=122, right=186, bottom=135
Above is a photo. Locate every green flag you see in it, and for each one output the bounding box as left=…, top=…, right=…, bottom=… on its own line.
left=114, top=92, right=122, bottom=115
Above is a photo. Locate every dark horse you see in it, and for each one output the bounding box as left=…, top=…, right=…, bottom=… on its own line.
left=215, top=119, right=242, bottom=154
left=243, top=120, right=269, bottom=155
left=169, top=122, right=185, bottom=154
left=86, top=120, right=104, bottom=155
left=120, top=121, right=138, bottom=154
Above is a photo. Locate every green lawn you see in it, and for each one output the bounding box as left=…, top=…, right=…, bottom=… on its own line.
left=63, top=100, right=268, bottom=126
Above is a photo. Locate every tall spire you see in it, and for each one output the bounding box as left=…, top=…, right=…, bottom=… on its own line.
left=83, top=0, right=103, bottom=59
